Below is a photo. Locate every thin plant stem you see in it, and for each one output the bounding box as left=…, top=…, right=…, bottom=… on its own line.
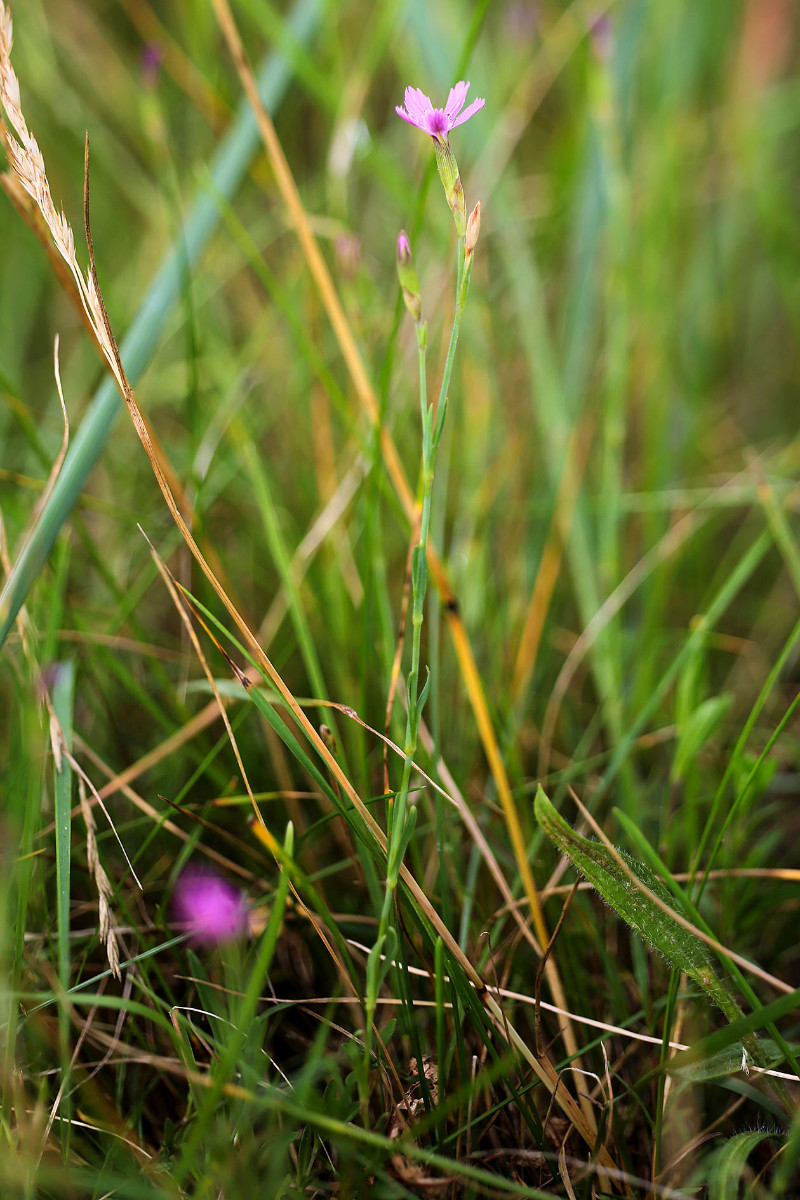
left=365, top=240, right=477, bottom=1081
left=390, top=241, right=474, bottom=882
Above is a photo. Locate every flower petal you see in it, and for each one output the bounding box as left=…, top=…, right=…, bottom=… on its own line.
left=395, top=104, right=423, bottom=129
left=449, top=94, right=485, bottom=129
left=405, top=86, right=433, bottom=121
left=396, top=82, right=483, bottom=138
left=444, top=81, right=470, bottom=122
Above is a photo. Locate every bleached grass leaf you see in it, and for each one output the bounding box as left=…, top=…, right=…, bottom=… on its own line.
left=668, top=1038, right=788, bottom=1082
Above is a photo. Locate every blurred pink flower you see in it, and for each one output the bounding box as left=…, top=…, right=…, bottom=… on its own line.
left=173, top=866, right=247, bottom=945
left=395, top=81, right=484, bottom=141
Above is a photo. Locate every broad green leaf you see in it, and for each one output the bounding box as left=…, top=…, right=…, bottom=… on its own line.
left=659, top=987, right=800, bottom=1083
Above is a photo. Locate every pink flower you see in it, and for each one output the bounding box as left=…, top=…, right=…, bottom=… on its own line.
left=395, top=81, right=485, bottom=141
left=173, top=866, right=247, bottom=945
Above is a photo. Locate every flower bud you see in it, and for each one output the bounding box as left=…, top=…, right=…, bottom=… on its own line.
left=396, top=230, right=422, bottom=322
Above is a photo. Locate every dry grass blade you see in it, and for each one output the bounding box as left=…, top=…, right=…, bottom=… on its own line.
left=141, top=528, right=266, bottom=836
left=33, top=337, right=69, bottom=519
left=72, top=734, right=258, bottom=881
left=77, top=778, right=121, bottom=981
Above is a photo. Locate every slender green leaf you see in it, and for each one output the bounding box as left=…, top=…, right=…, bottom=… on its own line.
left=672, top=693, right=733, bottom=784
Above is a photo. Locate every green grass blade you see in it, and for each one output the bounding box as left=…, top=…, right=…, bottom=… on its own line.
left=51, top=660, right=75, bottom=998
left=172, top=821, right=296, bottom=1188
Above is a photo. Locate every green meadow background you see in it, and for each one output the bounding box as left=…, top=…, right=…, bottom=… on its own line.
left=2, top=0, right=800, bottom=1195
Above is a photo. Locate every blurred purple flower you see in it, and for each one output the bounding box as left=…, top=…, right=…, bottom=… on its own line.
left=589, top=13, right=614, bottom=62
left=140, top=42, right=163, bottom=89
left=334, top=232, right=361, bottom=280
left=395, top=81, right=484, bottom=141
left=173, top=866, right=247, bottom=945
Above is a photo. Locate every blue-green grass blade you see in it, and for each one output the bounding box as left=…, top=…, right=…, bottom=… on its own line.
left=0, top=0, right=322, bottom=650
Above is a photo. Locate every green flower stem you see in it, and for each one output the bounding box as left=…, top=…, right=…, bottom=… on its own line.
left=390, top=240, right=475, bottom=878
left=363, top=238, right=476, bottom=1081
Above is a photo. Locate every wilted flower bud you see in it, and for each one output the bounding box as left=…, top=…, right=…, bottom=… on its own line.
left=465, top=201, right=481, bottom=265
left=396, top=230, right=422, bottom=322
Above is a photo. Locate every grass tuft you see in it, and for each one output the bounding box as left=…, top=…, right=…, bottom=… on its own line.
left=2, top=0, right=800, bottom=1195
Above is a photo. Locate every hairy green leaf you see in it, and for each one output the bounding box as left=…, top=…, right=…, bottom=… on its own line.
left=533, top=788, right=744, bottom=1024
left=708, top=1130, right=782, bottom=1200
